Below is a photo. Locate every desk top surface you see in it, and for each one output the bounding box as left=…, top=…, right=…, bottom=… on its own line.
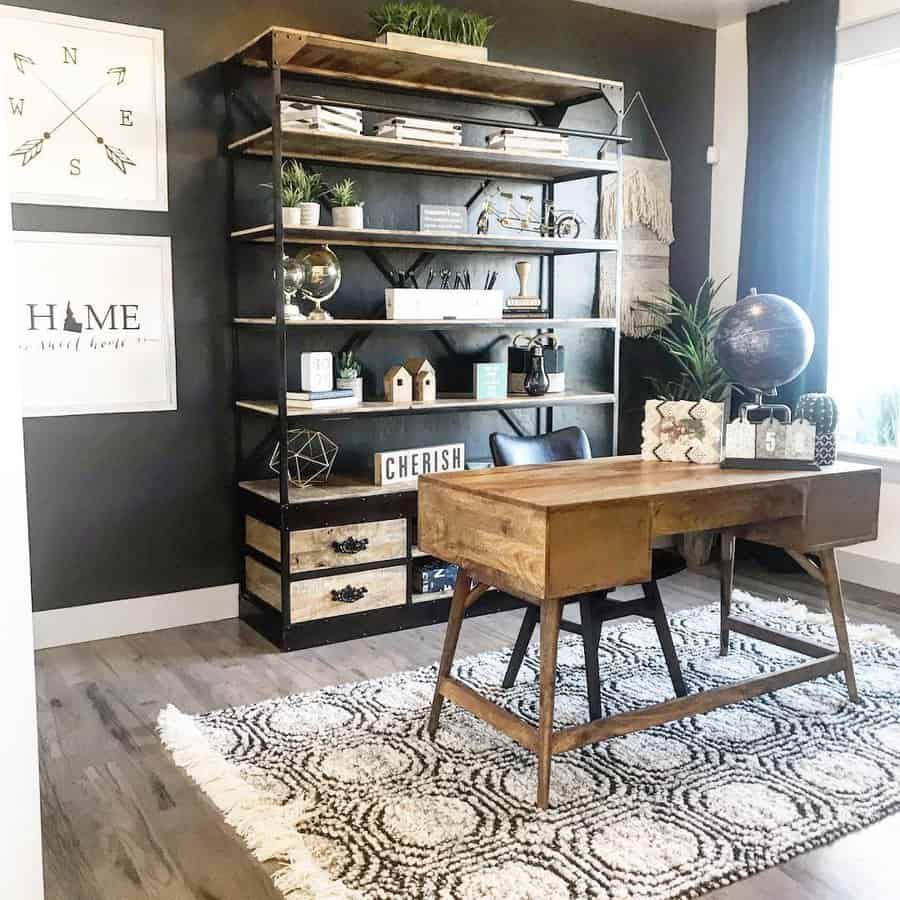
left=420, top=456, right=880, bottom=512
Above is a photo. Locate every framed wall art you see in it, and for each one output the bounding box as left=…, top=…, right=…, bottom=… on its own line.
left=14, top=230, right=176, bottom=416
left=0, top=5, right=168, bottom=210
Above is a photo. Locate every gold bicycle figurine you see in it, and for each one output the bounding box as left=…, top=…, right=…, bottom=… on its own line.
left=476, top=186, right=584, bottom=239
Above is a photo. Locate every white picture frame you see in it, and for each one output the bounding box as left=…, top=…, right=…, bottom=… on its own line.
left=0, top=5, right=168, bottom=210
left=14, top=231, right=176, bottom=416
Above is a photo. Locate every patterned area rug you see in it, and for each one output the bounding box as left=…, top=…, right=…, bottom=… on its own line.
left=159, top=592, right=900, bottom=900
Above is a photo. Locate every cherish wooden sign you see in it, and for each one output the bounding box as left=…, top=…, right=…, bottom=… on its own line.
left=374, top=443, right=465, bottom=486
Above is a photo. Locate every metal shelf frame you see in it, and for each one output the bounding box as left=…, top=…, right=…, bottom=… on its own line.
left=225, top=31, right=625, bottom=645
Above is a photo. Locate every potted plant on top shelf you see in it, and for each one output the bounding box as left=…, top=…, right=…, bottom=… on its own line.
left=280, top=160, right=324, bottom=227
left=634, top=276, right=731, bottom=566
left=329, top=178, right=365, bottom=230
left=369, top=1, right=494, bottom=63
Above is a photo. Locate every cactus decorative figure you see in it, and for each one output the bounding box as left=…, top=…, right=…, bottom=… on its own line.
left=796, top=393, right=838, bottom=465
left=336, top=351, right=363, bottom=403
left=338, top=351, right=361, bottom=380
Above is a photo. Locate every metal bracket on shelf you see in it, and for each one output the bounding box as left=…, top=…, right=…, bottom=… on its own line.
left=465, top=180, right=493, bottom=211
left=599, top=83, right=625, bottom=119
left=240, top=425, right=279, bottom=478
left=228, top=86, right=271, bottom=133
left=530, top=89, right=613, bottom=129
left=363, top=248, right=435, bottom=288
left=499, top=409, right=527, bottom=437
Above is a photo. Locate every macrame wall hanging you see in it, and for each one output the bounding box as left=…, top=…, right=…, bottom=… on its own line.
left=597, top=92, right=675, bottom=337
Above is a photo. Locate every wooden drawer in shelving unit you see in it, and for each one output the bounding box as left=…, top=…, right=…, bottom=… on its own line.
left=245, top=516, right=407, bottom=572
left=245, top=557, right=407, bottom=623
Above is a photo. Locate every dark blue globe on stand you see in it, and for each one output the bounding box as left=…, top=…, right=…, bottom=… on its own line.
left=714, top=290, right=815, bottom=395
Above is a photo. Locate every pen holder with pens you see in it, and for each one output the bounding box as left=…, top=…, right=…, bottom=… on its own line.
left=507, top=333, right=565, bottom=394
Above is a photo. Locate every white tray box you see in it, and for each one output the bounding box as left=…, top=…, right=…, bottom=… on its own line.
left=385, top=289, right=504, bottom=320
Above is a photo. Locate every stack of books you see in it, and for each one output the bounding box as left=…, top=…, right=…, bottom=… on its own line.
left=286, top=388, right=359, bottom=410
left=281, top=102, right=363, bottom=135
left=375, top=116, right=462, bottom=146
left=485, top=128, right=569, bottom=157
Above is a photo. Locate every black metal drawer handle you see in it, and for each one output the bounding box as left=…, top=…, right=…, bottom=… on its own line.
left=332, top=536, right=369, bottom=555
left=332, top=585, right=369, bottom=604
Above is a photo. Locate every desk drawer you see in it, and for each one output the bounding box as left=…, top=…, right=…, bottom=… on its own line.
left=246, top=516, right=407, bottom=573
left=245, top=558, right=407, bottom=623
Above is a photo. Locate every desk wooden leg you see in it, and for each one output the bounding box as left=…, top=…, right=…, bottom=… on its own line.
left=537, top=595, right=562, bottom=809
left=428, top=569, right=470, bottom=737
left=820, top=548, right=860, bottom=703
left=719, top=530, right=736, bottom=656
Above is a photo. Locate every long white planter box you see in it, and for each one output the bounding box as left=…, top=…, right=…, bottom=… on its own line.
left=376, top=32, right=488, bottom=63
left=385, top=289, right=504, bottom=320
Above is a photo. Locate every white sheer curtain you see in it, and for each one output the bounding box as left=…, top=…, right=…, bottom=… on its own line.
left=830, top=48, right=900, bottom=451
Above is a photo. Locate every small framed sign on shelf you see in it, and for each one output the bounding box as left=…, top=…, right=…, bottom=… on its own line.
left=374, top=443, right=465, bottom=486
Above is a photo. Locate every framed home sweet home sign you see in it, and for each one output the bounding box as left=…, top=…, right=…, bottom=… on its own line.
left=14, top=230, right=177, bottom=416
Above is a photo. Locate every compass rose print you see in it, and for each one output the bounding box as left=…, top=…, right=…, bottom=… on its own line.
left=9, top=51, right=135, bottom=174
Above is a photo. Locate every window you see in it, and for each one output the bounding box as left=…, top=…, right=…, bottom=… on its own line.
left=830, top=49, right=900, bottom=455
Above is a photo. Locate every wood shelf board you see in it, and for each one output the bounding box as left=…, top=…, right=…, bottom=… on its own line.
left=230, top=127, right=617, bottom=182
left=226, top=28, right=620, bottom=108
left=231, top=224, right=616, bottom=256
left=236, top=391, right=616, bottom=419
left=234, top=316, right=617, bottom=329
left=240, top=475, right=415, bottom=505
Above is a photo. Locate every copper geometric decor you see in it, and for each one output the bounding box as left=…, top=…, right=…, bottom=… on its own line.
left=268, top=429, right=338, bottom=487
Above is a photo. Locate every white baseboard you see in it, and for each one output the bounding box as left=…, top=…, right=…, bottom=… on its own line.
left=837, top=549, right=900, bottom=596
left=33, top=583, right=239, bottom=650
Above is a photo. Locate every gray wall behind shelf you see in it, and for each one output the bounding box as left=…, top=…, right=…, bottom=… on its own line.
left=11, top=0, right=715, bottom=612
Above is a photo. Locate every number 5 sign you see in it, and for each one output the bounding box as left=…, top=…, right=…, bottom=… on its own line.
left=0, top=5, right=168, bottom=210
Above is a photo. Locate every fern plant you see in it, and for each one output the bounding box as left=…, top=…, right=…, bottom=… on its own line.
left=633, top=277, right=731, bottom=403
left=370, top=1, right=494, bottom=46
left=281, top=160, right=324, bottom=204
left=329, top=178, right=362, bottom=208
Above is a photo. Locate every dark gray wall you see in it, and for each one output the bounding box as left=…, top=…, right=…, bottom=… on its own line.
left=11, top=0, right=715, bottom=612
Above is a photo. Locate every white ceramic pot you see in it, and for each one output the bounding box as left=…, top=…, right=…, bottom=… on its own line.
left=376, top=31, right=488, bottom=63
left=282, top=207, right=302, bottom=227
left=298, top=202, right=321, bottom=226
left=336, top=376, right=363, bottom=403
left=332, top=206, right=364, bottom=229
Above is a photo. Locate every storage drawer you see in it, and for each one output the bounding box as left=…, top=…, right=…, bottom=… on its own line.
left=246, top=516, right=407, bottom=573
left=245, top=557, right=407, bottom=623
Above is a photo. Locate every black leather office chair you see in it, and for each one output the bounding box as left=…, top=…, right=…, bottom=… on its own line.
left=489, top=426, right=687, bottom=719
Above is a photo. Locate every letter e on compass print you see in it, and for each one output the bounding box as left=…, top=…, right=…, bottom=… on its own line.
left=0, top=5, right=168, bottom=210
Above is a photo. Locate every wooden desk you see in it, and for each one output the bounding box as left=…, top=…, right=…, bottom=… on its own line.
left=418, top=457, right=881, bottom=808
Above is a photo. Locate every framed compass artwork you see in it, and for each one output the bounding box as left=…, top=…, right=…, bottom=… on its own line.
left=0, top=5, right=168, bottom=210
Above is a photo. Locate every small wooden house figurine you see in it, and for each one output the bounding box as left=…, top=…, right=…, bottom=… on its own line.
left=384, top=364, right=412, bottom=403
left=404, top=358, right=437, bottom=403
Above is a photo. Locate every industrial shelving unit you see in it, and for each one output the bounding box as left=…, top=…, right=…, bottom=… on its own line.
left=224, top=26, right=628, bottom=649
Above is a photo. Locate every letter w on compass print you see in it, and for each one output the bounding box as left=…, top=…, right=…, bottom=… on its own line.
left=9, top=52, right=135, bottom=174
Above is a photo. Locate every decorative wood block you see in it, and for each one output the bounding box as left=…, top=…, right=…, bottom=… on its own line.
left=383, top=364, right=412, bottom=403
left=405, top=358, right=436, bottom=403
left=374, top=443, right=465, bottom=486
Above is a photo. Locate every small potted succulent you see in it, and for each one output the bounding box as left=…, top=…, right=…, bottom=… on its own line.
left=336, top=351, right=364, bottom=401
left=329, top=178, right=365, bottom=230
left=796, top=393, right=839, bottom=465
left=280, top=160, right=324, bottom=227
left=370, top=1, right=494, bottom=63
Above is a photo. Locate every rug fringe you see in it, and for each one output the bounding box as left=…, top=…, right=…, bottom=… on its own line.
left=157, top=705, right=362, bottom=900
left=734, top=589, right=900, bottom=648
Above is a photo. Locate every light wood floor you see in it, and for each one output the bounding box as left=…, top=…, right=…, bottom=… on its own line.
left=36, top=564, right=900, bottom=900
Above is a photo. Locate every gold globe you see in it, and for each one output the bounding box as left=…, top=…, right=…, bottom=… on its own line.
left=299, top=244, right=341, bottom=320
